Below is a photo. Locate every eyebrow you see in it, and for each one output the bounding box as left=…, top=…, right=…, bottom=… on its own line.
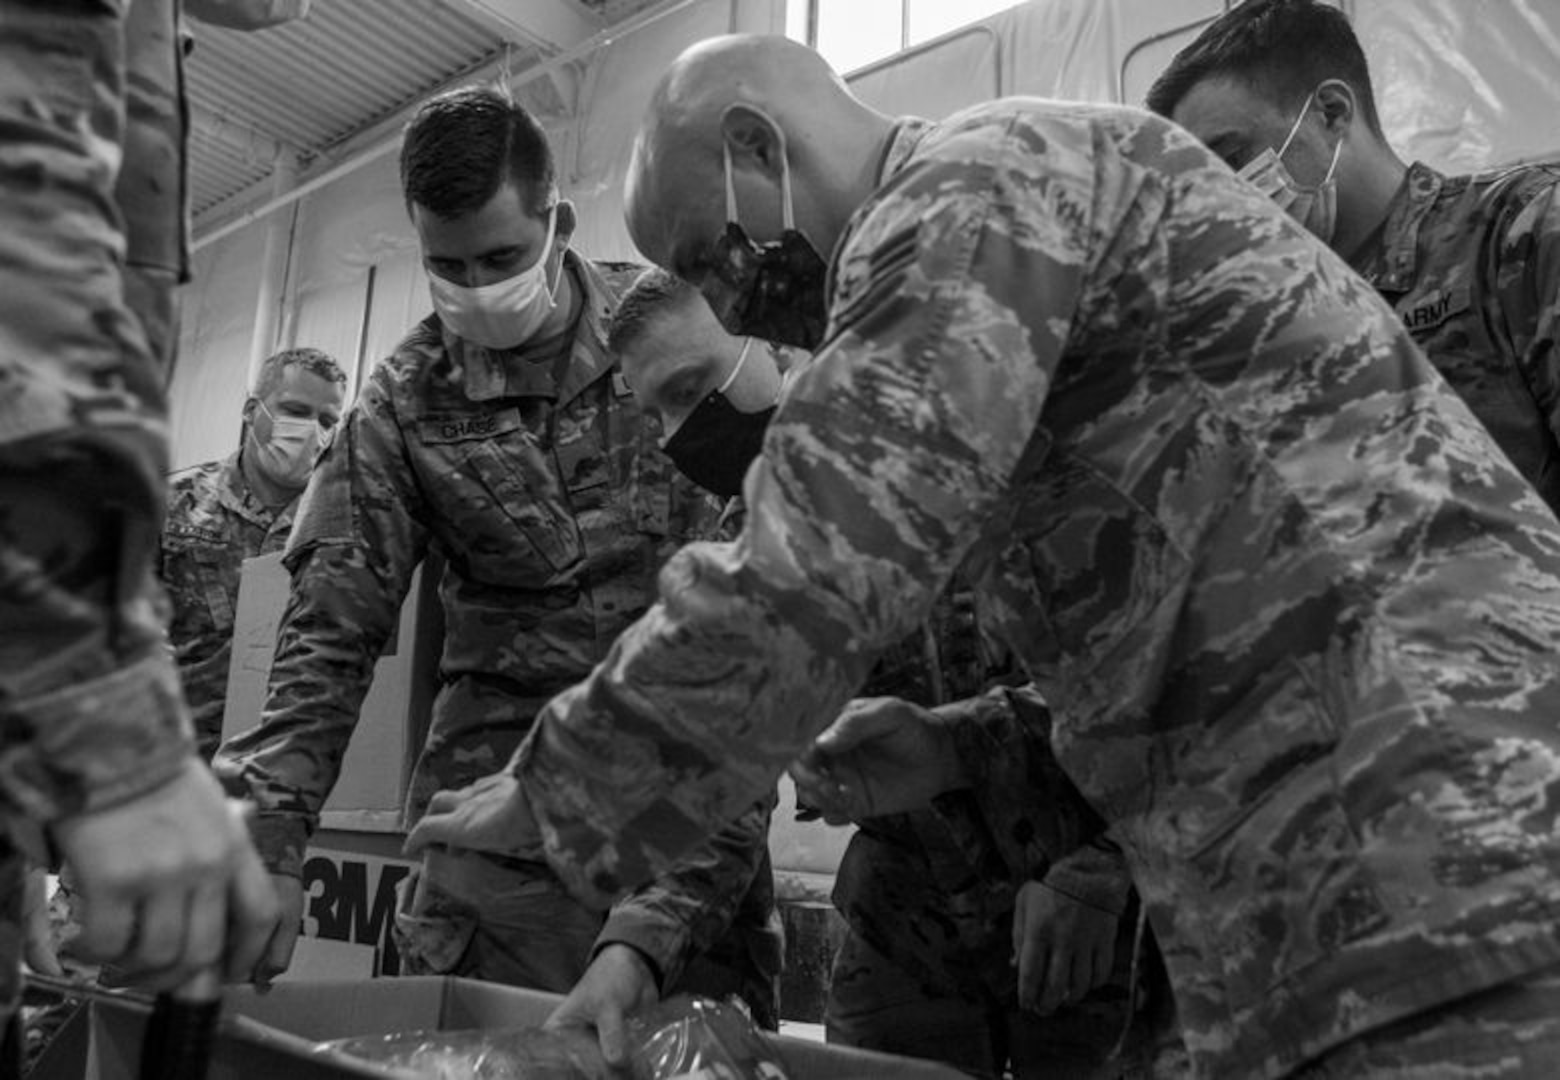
left=425, top=242, right=528, bottom=263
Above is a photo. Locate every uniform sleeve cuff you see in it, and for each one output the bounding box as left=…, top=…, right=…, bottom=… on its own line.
left=593, top=910, right=689, bottom=992
left=1039, top=841, right=1133, bottom=916
left=0, top=652, right=194, bottom=823
left=249, top=814, right=312, bottom=878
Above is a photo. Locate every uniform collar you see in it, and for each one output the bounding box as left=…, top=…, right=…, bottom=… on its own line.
left=1356, top=161, right=1445, bottom=292
left=444, top=248, right=618, bottom=405
left=877, top=117, right=935, bottom=187
left=826, top=117, right=936, bottom=306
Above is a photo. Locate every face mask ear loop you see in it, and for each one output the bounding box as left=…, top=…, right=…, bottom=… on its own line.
left=1321, top=133, right=1343, bottom=185
left=724, top=141, right=740, bottom=225
left=725, top=112, right=794, bottom=231
left=717, top=337, right=755, bottom=395
left=1276, top=91, right=1315, bottom=162
left=539, top=202, right=561, bottom=302
left=775, top=129, right=796, bottom=232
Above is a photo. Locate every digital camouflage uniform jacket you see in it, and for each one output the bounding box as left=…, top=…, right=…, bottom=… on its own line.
left=502, top=101, right=1560, bottom=1079
left=0, top=0, right=193, bottom=1022
left=1352, top=159, right=1560, bottom=512
left=161, top=451, right=296, bottom=759
left=217, top=252, right=775, bottom=989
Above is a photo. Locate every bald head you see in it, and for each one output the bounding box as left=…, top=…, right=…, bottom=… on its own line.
left=625, top=34, right=893, bottom=281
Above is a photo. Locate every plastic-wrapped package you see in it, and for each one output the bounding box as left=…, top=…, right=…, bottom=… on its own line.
left=626, top=997, right=790, bottom=1080
left=317, top=1024, right=605, bottom=1080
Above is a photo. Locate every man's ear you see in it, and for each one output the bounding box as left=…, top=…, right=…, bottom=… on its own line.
left=238, top=397, right=259, bottom=448
left=1314, top=79, right=1357, bottom=134
left=554, top=199, right=578, bottom=249
left=720, top=104, right=785, bottom=178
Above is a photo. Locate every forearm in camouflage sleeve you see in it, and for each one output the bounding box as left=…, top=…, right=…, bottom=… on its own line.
left=0, top=2, right=195, bottom=826
left=594, top=791, right=776, bottom=989
left=215, top=542, right=404, bottom=876
left=930, top=685, right=1108, bottom=887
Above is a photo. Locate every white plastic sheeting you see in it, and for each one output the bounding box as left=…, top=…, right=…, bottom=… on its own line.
left=1357, top=0, right=1560, bottom=171
left=851, top=0, right=1560, bottom=170
left=171, top=224, right=267, bottom=466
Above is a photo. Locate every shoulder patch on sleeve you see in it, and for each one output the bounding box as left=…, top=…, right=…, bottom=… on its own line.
left=830, top=223, right=921, bottom=339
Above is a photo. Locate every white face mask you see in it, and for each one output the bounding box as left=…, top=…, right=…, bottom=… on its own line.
left=427, top=205, right=560, bottom=350
left=1237, top=91, right=1343, bottom=244
left=253, top=401, right=325, bottom=490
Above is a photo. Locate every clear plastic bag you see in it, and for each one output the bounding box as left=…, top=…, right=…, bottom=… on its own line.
left=318, top=1024, right=604, bottom=1080
left=626, top=996, right=790, bottom=1080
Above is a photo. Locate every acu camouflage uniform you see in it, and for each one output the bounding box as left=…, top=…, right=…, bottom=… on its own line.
left=1350, top=159, right=1560, bottom=511
left=216, top=251, right=781, bottom=1021
left=499, top=101, right=1560, bottom=1078
left=161, top=450, right=297, bottom=759
left=0, top=0, right=193, bottom=1041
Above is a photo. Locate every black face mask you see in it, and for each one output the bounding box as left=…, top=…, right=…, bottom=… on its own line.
left=706, top=137, right=829, bottom=352
left=706, top=222, right=829, bottom=352
left=662, top=392, right=775, bottom=499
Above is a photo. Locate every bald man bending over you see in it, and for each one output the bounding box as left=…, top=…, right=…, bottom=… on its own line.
left=410, top=34, right=1560, bottom=1080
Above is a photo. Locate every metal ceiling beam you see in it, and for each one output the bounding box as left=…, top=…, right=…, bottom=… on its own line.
left=436, top=0, right=604, bottom=53
left=194, top=0, right=704, bottom=248
left=189, top=102, right=294, bottom=166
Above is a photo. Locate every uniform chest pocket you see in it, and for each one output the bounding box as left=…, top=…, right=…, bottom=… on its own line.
left=552, top=424, right=611, bottom=515
left=457, top=439, right=582, bottom=573
left=162, top=530, right=238, bottom=637
left=420, top=411, right=583, bottom=580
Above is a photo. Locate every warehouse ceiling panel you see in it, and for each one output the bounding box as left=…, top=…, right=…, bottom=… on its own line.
left=185, top=0, right=669, bottom=227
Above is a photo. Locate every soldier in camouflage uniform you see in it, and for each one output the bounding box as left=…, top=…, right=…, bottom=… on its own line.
left=1149, top=0, right=1560, bottom=512
left=607, top=268, right=1174, bottom=1079
left=162, top=346, right=345, bottom=760
left=213, top=87, right=780, bottom=1066
left=406, top=34, right=1560, bottom=1080
left=0, top=0, right=281, bottom=1069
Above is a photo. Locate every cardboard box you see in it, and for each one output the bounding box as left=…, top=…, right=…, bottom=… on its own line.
left=291, top=845, right=414, bottom=977
left=221, top=552, right=443, bottom=832
left=33, top=976, right=968, bottom=1079
left=27, top=992, right=389, bottom=1080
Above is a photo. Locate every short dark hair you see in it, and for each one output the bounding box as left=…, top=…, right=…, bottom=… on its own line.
left=399, top=85, right=556, bottom=219
left=253, top=347, right=346, bottom=400
left=1146, top=0, right=1382, bottom=136
left=607, top=269, right=704, bottom=356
